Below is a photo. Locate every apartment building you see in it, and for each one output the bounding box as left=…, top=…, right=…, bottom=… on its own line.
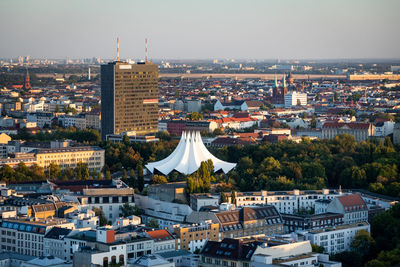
left=75, top=187, right=134, bottom=223
left=265, top=189, right=346, bottom=214
left=215, top=206, right=283, bottom=239
left=35, top=146, right=105, bottom=172
left=190, top=193, right=220, bottom=211
left=134, top=194, right=193, bottom=229
left=326, top=193, right=368, bottom=224
left=173, top=222, right=220, bottom=252
left=200, top=237, right=339, bottom=267
left=71, top=228, right=154, bottom=265
left=44, top=227, right=73, bottom=261
left=281, top=212, right=344, bottom=233
left=224, top=191, right=267, bottom=207
left=85, top=112, right=101, bottom=130
left=145, top=230, right=176, bottom=253
left=322, top=122, right=374, bottom=142
left=304, top=222, right=370, bottom=254
left=0, top=218, right=74, bottom=257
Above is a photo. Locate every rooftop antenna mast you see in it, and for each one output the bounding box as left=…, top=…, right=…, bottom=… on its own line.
left=117, top=37, right=120, bottom=61
left=145, top=38, right=148, bottom=62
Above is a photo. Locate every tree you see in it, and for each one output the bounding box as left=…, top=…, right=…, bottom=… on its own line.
left=0, top=165, right=14, bottom=182
left=213, top=128, right=224, bottom=135
left=331, top=251, right=363, bottom=267
left=129, top=169, right=136, bottom=188
left=186, top=161, right=212, bottom=194
left=105, top=170, right=111, bottom=180
left=146, top=218, right=159, bottom=229
left=311, top=244, right=325, bottom=253
left=311, top=115, right=317, bottom=128
left=93, top=207, right=108, bottom=226
left=48, top=162, right=61, bottom=179
left=231, top=191, right=237, bottom=205
left=120, top=203, right=135, bottom=218
left=122, top=134, right=130, bottom=145
left=186, top=112, right=203, bottom=120
left=220, top=192, right=228, bottom=203
left=351, top=229, right=375, bottom=257
left=122, top=169, right=127, bottom=180
left=137, top=163, right=144, bottom=192
left=55, top=104, right=60, bottom=113
left=152, top=174, right=167, bottom=184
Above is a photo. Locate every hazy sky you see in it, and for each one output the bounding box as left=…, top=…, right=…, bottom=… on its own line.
left=1, top=0, right=399, bottom=60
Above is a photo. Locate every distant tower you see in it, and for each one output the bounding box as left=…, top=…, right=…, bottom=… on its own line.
left=88, top=67, right=91, bottom=80
left=287, top=72, right=294, bottom=85
left=23, top=68, right=32, bottom=90
left=273, top=75, right=279, bottom=98
left=145, top=38, right=148, bottom=62
left=117, top=37, right=120, bottom=61
left=281, top=74, right=288, bottom=97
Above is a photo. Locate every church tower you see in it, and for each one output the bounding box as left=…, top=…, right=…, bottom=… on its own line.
left=23, top=69, right=32, bottom=90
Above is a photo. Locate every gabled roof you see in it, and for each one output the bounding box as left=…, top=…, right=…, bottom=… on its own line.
left=323, top=122, right=371, bottom=129
left=201, top=238, right=259, bottom=261
left=145, top=229, right=175, bottom=242
left=44, top=227, right=72, bottom=240
left=337, top=194, right=367, bottom=211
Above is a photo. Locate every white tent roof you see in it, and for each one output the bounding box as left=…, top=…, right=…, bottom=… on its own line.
left=145, top=131, right=236, bottom=175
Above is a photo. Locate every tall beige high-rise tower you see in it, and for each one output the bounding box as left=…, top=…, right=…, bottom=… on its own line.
left=101, top=61, right=158, bottom=140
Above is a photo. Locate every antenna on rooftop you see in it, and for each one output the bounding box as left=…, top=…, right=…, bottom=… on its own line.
left=117, top=37, right=120, bottom=62
left=145, top=38, right=148, bottom=62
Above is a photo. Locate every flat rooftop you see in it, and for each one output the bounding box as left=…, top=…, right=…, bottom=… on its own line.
left=307, top=222, right=369, bottom=234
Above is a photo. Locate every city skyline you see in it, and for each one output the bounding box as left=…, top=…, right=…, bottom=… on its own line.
left=1, top=0, right=399, bottom=60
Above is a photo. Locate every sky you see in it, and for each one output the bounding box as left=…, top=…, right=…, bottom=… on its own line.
left=0, top=0, right=399, bottom=60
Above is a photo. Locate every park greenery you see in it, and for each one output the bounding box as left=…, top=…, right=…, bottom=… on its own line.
left=2, top=129, right=400, bottom=199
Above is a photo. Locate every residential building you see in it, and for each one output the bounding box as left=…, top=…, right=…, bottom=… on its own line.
left=215, top=206, right=283, bottom=239
left=129, top=254, right=174, bottom=267
left=304, top=222, right=370, bottom=254
left=322, top=122, right=374, bottom=142
left=145, top=230, right=176, bottom=253
left=173, top=222, right=220, bottom=252
left=71, top=228, right=154, bottom=264
left=0, top=218, right=74, bottom=257
left=147, top=182, right=187, bottom=203
left=394, top=123, right=400, bottom=145
left=134, top=194, right=193, bottom=229
left=200, top=237, right=340, bottom=267
left=26, top=113, right=54, bottom=128
left=224, top=191, right=267, bottom=207
left=265, top=189, right=346, bottom=214
left=101, top=61, right=159, bottom=140
left=199, top=238, right=257, bottom=267
left=326, top=194, right=368, bottom=224
left=284, top=91, right=307, bottom=108
left=73, top=187, right=134, bottom=223
left=281, top=213, right=344, bottom=233
left=190, top=193, right=220, bottom=211
left=85, top=111, right=101, bottom=130
left=43, top=227, right=73, bottom=261
left=34, top=146, right=105, bottom=172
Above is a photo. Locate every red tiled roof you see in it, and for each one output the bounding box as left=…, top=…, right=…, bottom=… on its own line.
left=337, top=194, right=367, bottom=210
left=145, top=229, right=174, bottom=242
left=323, top=122, right=371, bottom=129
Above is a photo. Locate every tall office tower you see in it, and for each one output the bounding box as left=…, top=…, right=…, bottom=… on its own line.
left=101, top=61, right=159, bottom=140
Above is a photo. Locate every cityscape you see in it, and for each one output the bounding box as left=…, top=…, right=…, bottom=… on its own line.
left=0, top=1, right=400, bottom=267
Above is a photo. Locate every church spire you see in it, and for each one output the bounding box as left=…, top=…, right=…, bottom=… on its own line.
left=23, top=68, right=32, bottom=90
left=282, top=74, right=287, bottom=88
left=274, top=75, right=279, bottom=88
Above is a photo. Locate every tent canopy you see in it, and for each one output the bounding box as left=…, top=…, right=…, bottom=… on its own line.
left=145, top=131, right=236, bottom=175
